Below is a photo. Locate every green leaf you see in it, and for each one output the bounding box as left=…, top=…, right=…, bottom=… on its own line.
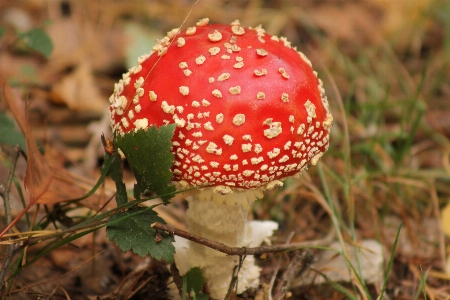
left=0, top=112, right=26, bottom=152
left=106, top=207, right=175, bottom=262
left=183, top=267, right=208, bottom=300
left=115, top=125, right=176, bottom=203
left=106, top=151, right=128, bottom=206
left=0, top=27, right=5, bottom=40
left=19, top=28, right=53, bottom=58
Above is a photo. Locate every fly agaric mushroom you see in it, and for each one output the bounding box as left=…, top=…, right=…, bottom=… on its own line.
left=109, top=18, right=332, bottom=299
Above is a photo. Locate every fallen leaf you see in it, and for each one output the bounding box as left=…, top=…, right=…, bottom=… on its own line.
left=2, top=83, right=91, bottom=205
left=50, top=61, right=105, bottom=113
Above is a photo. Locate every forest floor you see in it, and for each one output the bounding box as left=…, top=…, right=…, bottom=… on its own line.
left=1, top=0, right=450, bottom=299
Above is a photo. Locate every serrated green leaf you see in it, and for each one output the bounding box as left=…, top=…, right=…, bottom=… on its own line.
left=106, top=207, right=175, bottom=262
left=19, top=28, right=53, bottom=58
left=0, top=112, right=26, bottom=152
left=184, top=267, right=207, bottom=299
left=115, top=125, right=176, bottom=203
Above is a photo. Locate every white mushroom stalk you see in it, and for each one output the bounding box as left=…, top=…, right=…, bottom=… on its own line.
left=174, top=185, right=279, bottom=298
left=108, top=18, right=332, bottom=299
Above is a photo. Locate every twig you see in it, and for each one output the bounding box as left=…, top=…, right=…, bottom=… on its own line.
left=151, top=222, right=335, bottom=256
left=268, top=232, right=295, bottom=300
left=0, top=145, right=22, bottom=287
left=272, top=250, right=314, bottom=300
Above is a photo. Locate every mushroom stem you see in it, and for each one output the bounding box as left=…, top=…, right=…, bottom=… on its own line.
left=174, top=187, right=278, bottom=299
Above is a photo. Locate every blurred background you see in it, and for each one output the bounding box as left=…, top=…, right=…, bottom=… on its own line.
left=0, top=0, right=449, bottom=299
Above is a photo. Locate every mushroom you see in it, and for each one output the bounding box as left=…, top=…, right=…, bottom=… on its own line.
left=109, top=18, right=333, bottom=299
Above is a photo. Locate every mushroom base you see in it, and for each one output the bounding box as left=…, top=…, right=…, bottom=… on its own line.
left=174, top=188, right=278, bottom=299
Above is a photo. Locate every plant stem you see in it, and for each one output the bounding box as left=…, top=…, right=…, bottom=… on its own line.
left=0, top=146, right=21, bottom=287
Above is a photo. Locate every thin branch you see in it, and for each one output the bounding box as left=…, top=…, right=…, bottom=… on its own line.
left=151, top=222, right=335, bottom=256
left=272, top=250, right=314, bottom=299
left=268, top=232, right=295, bottom=300
left=0, top=145, right=22, bottom=287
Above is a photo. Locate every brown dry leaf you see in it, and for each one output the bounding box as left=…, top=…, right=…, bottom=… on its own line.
left=50, top=61, right=106, bottom=113
left=3, top=83, right=90, bottom=205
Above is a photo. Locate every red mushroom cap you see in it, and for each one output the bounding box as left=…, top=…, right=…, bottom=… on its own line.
left=109, top=19, right=333, bottom=190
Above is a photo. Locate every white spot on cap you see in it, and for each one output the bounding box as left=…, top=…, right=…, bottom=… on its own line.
left=195, top=55, right=206, bottom=65
left=161, top=101, right=175, bottom=114
left=230, top=154, right=238, bottom=160
left=202, top=99, right=210, bottom=107
left=323, top=114, right=333, bottom=129
left=212, top=89, right=223, bottom=98
left=242, top=143, right=252, bottom=152
left=204, top=122, right=214, bottom=131
left=257, top=92, right=265, bottom=100
left=196, top=18, right=209, bottom=26
left=289, top=115, right=294, bottom=123
left=231, top=19, right=241, bottom=26
left=311, top=152, right=323, bottom=165
left=233, top=114, right=245, bottom=126
left=135, top=77, right=144, bottom=88
left=167, top=28, right=179, bottom=39
left=137, top=54, right=150, bottom=64
left=221, top=55, right=231, bottom=60
left=179, top=86, right=189, bottom=96
left=183, top=69, right=192, bottom=76
left=229, top=86, right=241, bottom=95
left=231, top=25, right=245, bottom=35
left=206, top=142, right=222, bottom=155
left=136, top=88, right=144, bottom=97
left=284, top=141, right=292, bottom=150
left=134, top=118, right=148, bottom=130
left=233, top=61, right=244, bottom=69
left=279, top=68, right=290, bottom=79
left=208, top=30, right=223, bottom=42
left=223, top=135, right=234, bottom=145
left=254, top=69, right=267, bottom=76
left=120, top=117, right=130, bottom=128
left=177, top=37, right=185, bottom=47
left=263, top=119, right=282, bottom=139
left=218, top=73, right=230, bottom=81
left=135, top=104, right=141, bottom=113
left=133, top=64, right=142, bottom=74
left=268, top=148, right=280, bottom=159
left=251, top=157, right=264, bottom=164
left=216, top=113, right=224, bottom=124
left=208, top=77, right=214, bottom=83
left=297, top=124, right=305, bottom=135
left=128, top=110, right=134, bottom=119
left=179, top=62, right=188, bottom=69
left=304, top=100, right=317, bottom=118
left=256, top=48, right=268, bottom=56
left=254, top=144, right=263, bottom=154
left=209, top=47, right=220, bottom=56
left=281, top=93, right=289, bottom=103
left=186, top=27, right=196, bottom=35
left=192, top=101, right=200, bottom=107
left=243, top=135, right=252, bottom=141
left=243, top=170, right=254, bottom=177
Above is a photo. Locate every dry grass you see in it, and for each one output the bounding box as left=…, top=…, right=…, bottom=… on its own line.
left=0, top=0, right=449, bottom=299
